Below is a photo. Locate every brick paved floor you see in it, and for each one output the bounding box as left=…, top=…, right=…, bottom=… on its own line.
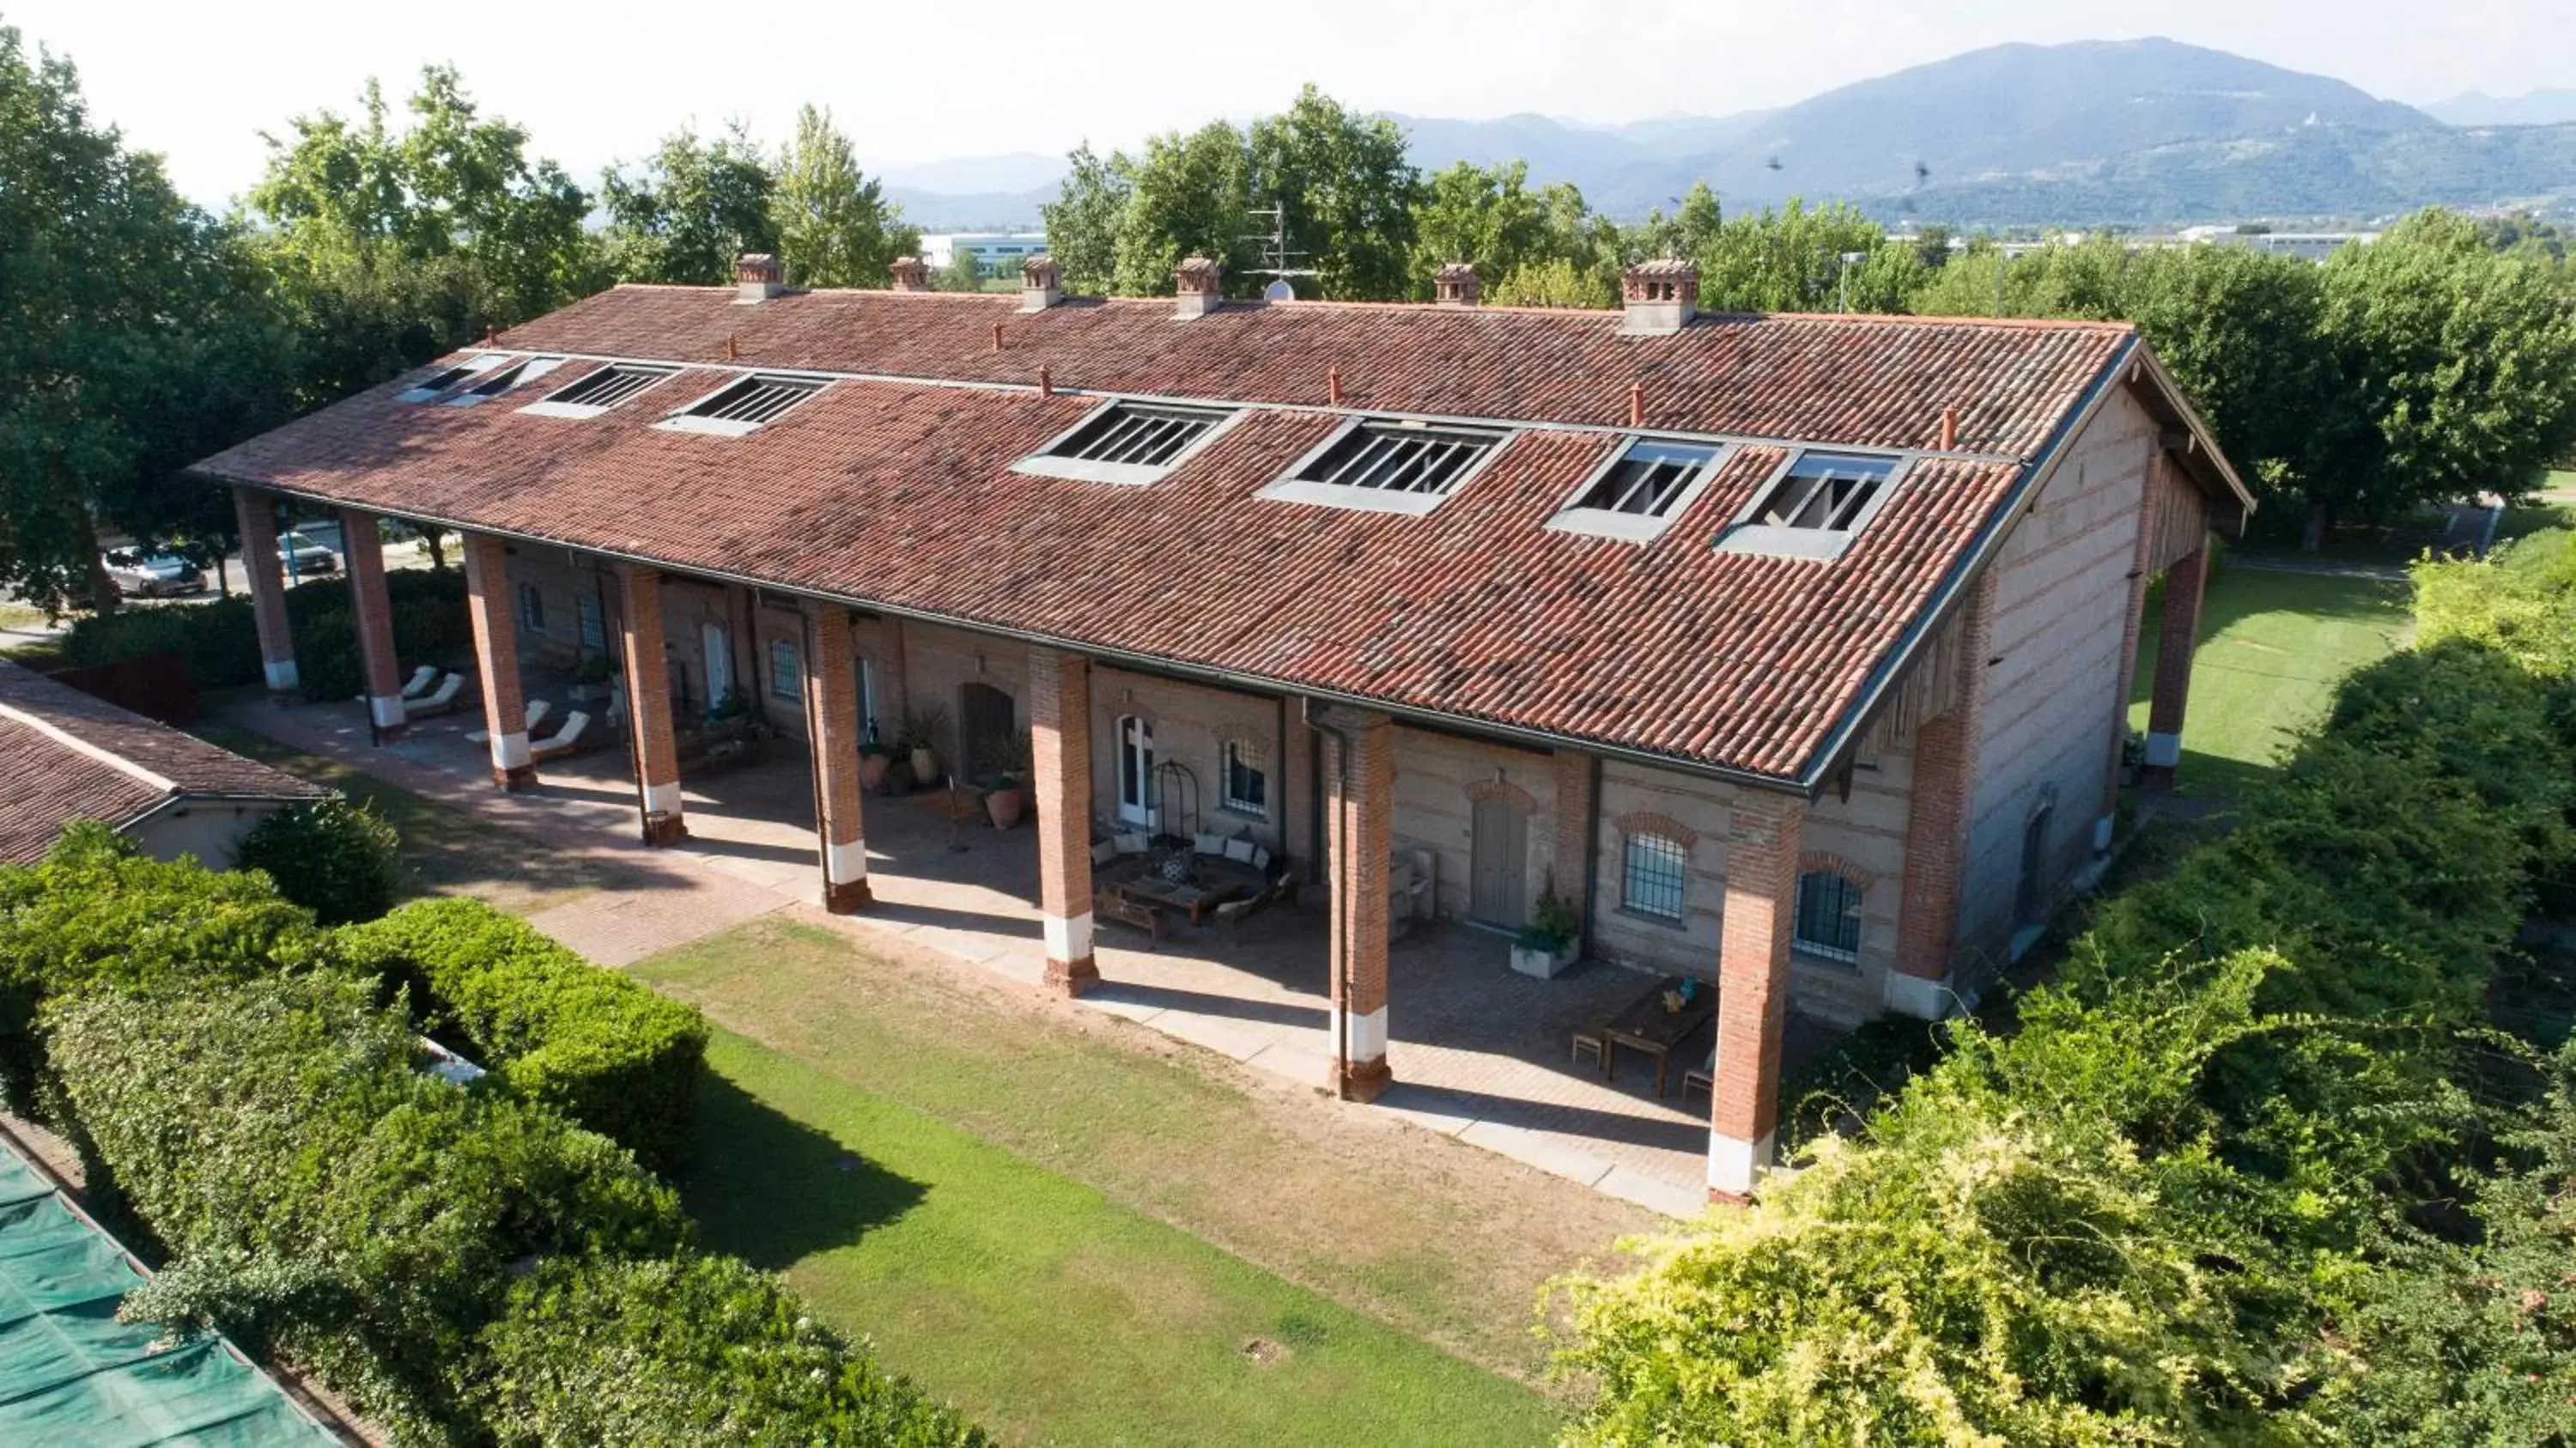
left=221, top=694, right=1842, bottom=1217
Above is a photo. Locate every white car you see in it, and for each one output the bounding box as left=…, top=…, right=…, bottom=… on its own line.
left=103, top=551, right=206, bottom=598
left=277, top=531, right=340, bottom=576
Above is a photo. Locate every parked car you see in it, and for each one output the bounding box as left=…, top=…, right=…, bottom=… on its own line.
left=277, top=530, right=340, bottom=576
left=101, top=551, right=207, bottom=598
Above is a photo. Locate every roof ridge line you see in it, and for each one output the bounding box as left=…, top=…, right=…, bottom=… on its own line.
left=0, top=700, right=177, bottom=795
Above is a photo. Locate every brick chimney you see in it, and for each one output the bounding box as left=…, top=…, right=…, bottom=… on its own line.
left=1620, top=258, right=1698, bottom=335
left=735, top=252, right=782, bottom=303
left=1174, top=256, right=1222, bottom=319
left=1019, top=253, right=1063, bottom=313
left=1433, top=262, right=1479, bottom=306
left=889, top=256, right=931, bottom=293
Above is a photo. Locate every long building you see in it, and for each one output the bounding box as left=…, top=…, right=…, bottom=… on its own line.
left=190, top=252, right=2250, bottom=1198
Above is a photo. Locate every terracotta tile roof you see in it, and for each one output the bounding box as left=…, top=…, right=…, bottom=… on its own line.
left=0, top=661, right=325, bottom=863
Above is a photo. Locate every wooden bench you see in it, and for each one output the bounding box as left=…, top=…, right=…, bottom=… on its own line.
left=1094, top=888, right=1166, bottom=941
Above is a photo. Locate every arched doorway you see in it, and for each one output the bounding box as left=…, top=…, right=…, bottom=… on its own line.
left=958, top=682, right=1017, bottom=784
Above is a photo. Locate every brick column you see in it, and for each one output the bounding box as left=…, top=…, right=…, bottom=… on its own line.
left=460, top=532, right=534, bottom=788
left=233, top=489, right=298, bottom=694
left=1710, top=788, right=1806, bottom=1202
left=339, top=508, right=405, bottom=740
left=1550, top=749, right=1595, bottom=930
left=617, top=563, right=688, bottom=845
left=1321, top=705, right=1394, bottom=1102
left=806, top=604, right=872, bottom=912
left=2141, top=544, right=2208, bottom=790
left=1887, top=572, right=1995, bottom=1020
left=1030, top=646, right=1097, bottom=995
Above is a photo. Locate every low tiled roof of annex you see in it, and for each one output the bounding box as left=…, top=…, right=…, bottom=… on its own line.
left=192, top=287, right=2178, bottom=785
left=0, top=661, right=325, bottom=862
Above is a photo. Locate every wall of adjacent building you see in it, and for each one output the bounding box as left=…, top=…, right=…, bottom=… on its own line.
left=127, top=799, right=295, bottom=866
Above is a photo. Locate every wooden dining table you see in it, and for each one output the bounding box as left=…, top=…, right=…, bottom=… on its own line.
left=1597, top=976, right=1718, bottom=1098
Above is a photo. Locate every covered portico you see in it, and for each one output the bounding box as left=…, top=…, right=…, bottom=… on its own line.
left=229, top=497, right=1853, bottom=1214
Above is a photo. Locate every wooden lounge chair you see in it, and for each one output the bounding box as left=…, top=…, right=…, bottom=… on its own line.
left=527, top=710, right=592, bottom=763
left=466, top=699, right=550, bottom=745
left=407, top=672, right=467, bottom=716
left=1094, top=886, right=1164, bottom=941
left=398, top=664, right=440, bottom=699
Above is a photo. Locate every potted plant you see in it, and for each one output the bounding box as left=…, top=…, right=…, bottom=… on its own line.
left=982, top=729, right=1033, bottom=830
left=899, top=703, right=949, bottom=786
left=859, top=739, right=891, bottom=793
left=1509, top=891, right=1582, bottom=978
left=884, top=753, right=915, bottom=795
left=567, top=654, right=617, bottom=705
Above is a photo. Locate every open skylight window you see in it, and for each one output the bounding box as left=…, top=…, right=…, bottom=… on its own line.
left=1012, top=401, right=1236, bottom=485
left=519, top=363, right=680, bottom=420
left=1259, top=418, right=1508, bottom=515
left=653, top=374, right=828, bottom=437
left=1716, top=450, right=1907, bottom=560
left=397, top=353, right=509, bottom=403
left=1548, top=438, right=1728, bottom=541
left=442, top=356, right=565, bottom=406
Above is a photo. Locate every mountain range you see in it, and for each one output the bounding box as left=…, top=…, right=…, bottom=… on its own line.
left=883, top=39, right=2576, bottom=234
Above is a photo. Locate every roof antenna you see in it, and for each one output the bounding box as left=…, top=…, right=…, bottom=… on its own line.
left=1938, top=406, right=1959, bottom=451
left=726, top=333, right=740, bottom=362
left=1629, top=380, right=1645, bottom=428
left=1327, top=366, right=1344, bottom=408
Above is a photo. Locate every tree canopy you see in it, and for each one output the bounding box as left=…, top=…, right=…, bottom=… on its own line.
left=770, top=105, right=914, bottom=289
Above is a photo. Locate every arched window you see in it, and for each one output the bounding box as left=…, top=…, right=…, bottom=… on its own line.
left=1621, top=832, right=1688, bottom=921
left=1793, top=871, right=1863, bottom=962
left=515, top=581, right=545, bottom=634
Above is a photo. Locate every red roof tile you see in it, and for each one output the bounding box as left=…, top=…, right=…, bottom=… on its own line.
left=0, top=661, right=325, bottom=863
left=191, top=283, right=2152, bottom=786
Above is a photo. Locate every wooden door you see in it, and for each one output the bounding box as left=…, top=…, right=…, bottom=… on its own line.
left=959, top=682, right=1015, bottom=782
left=1469, top=795, right=1529, bottom=928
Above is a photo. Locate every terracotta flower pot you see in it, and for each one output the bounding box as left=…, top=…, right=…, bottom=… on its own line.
left=859, top=752, right=890, bottom=792
left=985, top=785, right=1027, bottom=830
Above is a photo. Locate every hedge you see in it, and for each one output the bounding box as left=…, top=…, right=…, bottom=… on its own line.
left=235, top=797, right=406, bottom=925
left=339, top=898, right=708, bottom=1175
left=59, top=565, right=471, bottom=697
left=47, top=974, right=688, bottom=1445
left=0, top=823, right=331, bottom=1110
left=475, top=1253, right=988, bottom=1446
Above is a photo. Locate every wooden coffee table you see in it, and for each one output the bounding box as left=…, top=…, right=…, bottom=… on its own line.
left=1115, top=874, right=1247, bottom=926
left=1597, top=976, right=1717, bottom=1098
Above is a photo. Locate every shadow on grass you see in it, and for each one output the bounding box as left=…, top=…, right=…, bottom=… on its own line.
left=2164, top=747, right=2274, bottom=810
left=676, top=1068, right=927, bottom=1270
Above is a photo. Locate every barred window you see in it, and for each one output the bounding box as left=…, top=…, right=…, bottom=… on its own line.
left=515, top=582, right=545, bottom=634
left=1221, top=739, right=1269, bottom=817
left=1622, top=834, right=1688, bottom=920
left=1794, top=871, right=1864, bottom=962
left=769, top=638, right=802, bottom=703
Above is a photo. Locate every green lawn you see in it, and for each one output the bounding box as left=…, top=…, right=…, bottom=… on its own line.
left=2129, top=562, right=2411, bottom=805
left=673, top=1022, right=1558, bottom=1448
left=194, top=720, right=647, bottom=914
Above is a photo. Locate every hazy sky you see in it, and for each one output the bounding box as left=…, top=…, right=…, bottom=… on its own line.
left=10, top=0, right=2570, bottom=205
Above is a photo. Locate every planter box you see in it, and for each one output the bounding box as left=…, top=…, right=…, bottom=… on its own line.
left=1509, top=940, right=1580, bottom=979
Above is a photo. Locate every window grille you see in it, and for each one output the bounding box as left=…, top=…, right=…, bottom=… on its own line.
left=1622, top=834, right=1688, bottom=920
left=515, top=583, right=545, bottom=634
left=1051, top=404, right=1225, bottom=468
left=769, top=639, right=802, bottom=703
left=1794, top=871, right=1864, bottom=961
left=544, top=363, right=677, bottom=411
left=685, top=374, right=824, bottom=426
left=1753, top=453, right=1899, bottom=532
left=1222, top=740, right=1269, bottom=816
left=1294, top=421, right=1499, bottom=496
left=1576, top=440, right=1715, bottom=516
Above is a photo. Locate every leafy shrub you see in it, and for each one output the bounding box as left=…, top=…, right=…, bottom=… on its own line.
left=474, top=1253, right=988, bottom=1446
left=2413, top=526, right=2576, bottom=680
left=47, top=974, right=687, bottom=1444
left=0, top=823, right=329, bottom=1109
left=56, top=565, right=471, bottom=695
left=339, top=898, right=708, bottom=1174
left=234, top=797, right=405, bottom=924
left=60, top=593, right=262, bottom=687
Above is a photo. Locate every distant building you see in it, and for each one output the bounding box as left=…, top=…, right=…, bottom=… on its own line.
left=2171, top=226, right=2379, bottom=261
left=0, top=660, right=325, bottom=864
left=915, top=233, right=1050, bottom=278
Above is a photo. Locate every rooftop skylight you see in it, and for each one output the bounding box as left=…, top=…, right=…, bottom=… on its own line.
left=1259, top=418, right=1508, bottom=515
left=1547, top=437, right=1728, bottom=541
left=654, top=374, right=829, bottom=437
left=1012, top=401, right=1236, bottom=485
left=1716, top=450, right=1907, bottom=560
left=442, top=356, right=564, bottom=406
left=519, top=362, right=681, bottom=420
left=397, top=354, right=509, bottom=402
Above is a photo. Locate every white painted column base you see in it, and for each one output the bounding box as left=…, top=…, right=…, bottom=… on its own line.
left=642, top=781, right=684, bottom=816
left=1043, top=911, right=1093, bottom=964
left=1328, top=1004, right=1388, bottom=1063
left=2093, top=812, right=2116, bottom=853
left=1707, top=1129, right=1776, bottom=1198
left=263, top=659, right=299, bottom=691
left=2143, top=731, right=2183, bottom=769
left=824, top=838, right=869, bottom=885
left=491, top=731, right=532, bottom=771
left=1881, top=970, right=1952, bottom=1021
left=368, top=695, right=406, bottom=729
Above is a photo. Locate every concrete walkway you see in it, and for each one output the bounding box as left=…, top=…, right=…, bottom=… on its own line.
left=220, top=696, right=1738, bottom=1218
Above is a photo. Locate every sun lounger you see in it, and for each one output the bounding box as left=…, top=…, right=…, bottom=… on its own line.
left=398, top=664, right=440, bottom=699
left=407, top=672, right=467, bottom=715
left=466, top=699, right=550, bottom=745
left=527, top=709, right=592, bottom=763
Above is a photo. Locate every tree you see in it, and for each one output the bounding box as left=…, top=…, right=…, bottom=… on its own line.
left=770, top=105, right=911, bottom=288
left=601, top=122, right=779, bottom=285
left=939, top=246, right=984, bottom=292
left=1625, top=181, right=1722, bottom=265
left=0, top=26, right=295, bottom=613
left=1413, top=160, right=1552, bottom=295
left=2313, top=209, right=2576, bottom=531
left=1243, top=86, right=1420, bottom=301
left=1111, top=121, right=1252, bottom=296
left=1684, top=197, right=1920, bottom=313
left=1042, top=143, right=1130, bottom=295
